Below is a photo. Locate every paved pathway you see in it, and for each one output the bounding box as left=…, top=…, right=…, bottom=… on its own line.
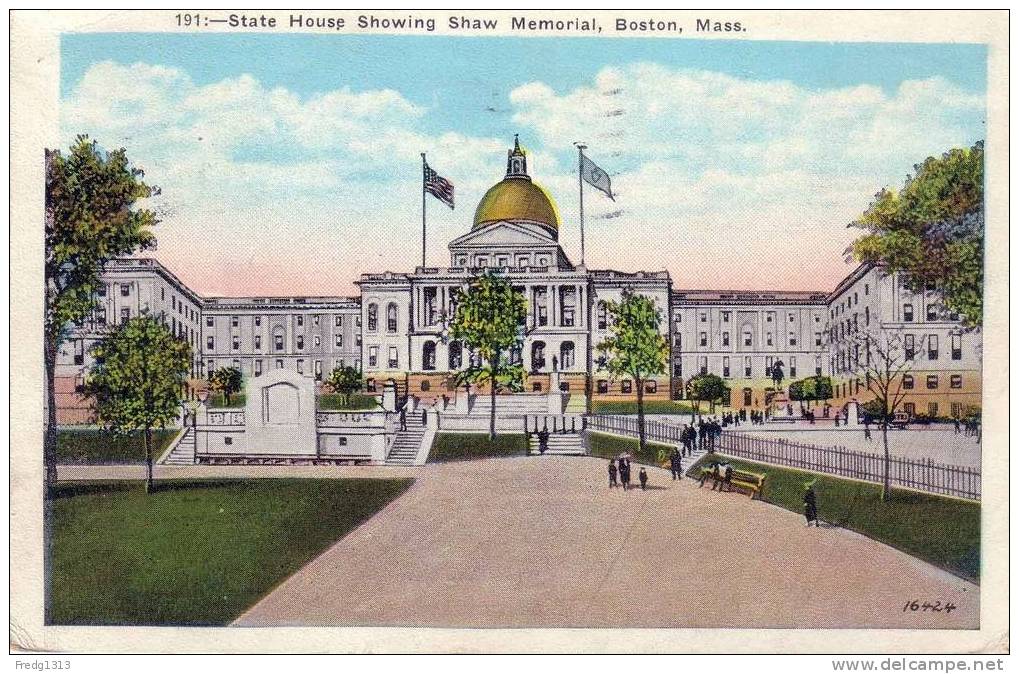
left=233, top=456, right=977, bottom=629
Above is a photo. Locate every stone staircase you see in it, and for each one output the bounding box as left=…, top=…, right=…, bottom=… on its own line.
left=528, top=431, right=586, bottom=456
left=386, top=426, right=427, bottom=466
left=564, top=393, right=587, bottom=414
left=161, top=427, right=196, bottom=465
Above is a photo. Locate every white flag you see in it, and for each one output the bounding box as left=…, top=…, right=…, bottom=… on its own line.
left=580, top=153, right=614, bottom=201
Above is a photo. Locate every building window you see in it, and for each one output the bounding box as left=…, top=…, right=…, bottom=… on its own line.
left=927, top=402, right=939, bottom=417
left=815, top=332, right=822, bottom=346
left=274, top=333, right=284, bottom=351
left=207, top=360, right=214, bottom=373
left=73, top=340, right=84, bottom=365
left=368, top=346, right=378, bottom=367
left=744, top=356, right=752, bottom=378
left=904, top=334, right=915, bottom=360
left=386, top=303, right=398, bottom=333
left=335, top=315, right=343, bottom=327
left=766, top=312, right=774, bottom=323
left=231, top=316, right=238, bottom=328
left=560, top=341, right=575, bottom=369
left=621, top=380, right=632, bottom=394
left=254, top=335, right=261, bottom=350
left=314, top=335, right=321, bottom=347
left=232, top=336, right=240, bottom=351
left=254, top=316, right=261, bottom=327
left=950, top=375, right=962, bottom=389
left=743, top=331, right=752, bottom=347
left=789, top=313, right=795, bottom=323
left=926, top=375, right=938, bottom=390
left=207, top=336, right=215, bottom=350
left=790, top=357, right=797, bottom=378
left=120, top=307, right=131, bottom=325
left=206, top=316, right=214, bottom=328
left=97, top=307, right=107, bottom=325
left=928, top=335, right=938, bottom=360
left=120, top=284, right=130, bottom=297
left=560, top=288, right=576, bottom=327
left=697, top=356, right=707, bottom=375
left=766, top=332, right=773, bottom=346
left=927, top=304, right=939, bottom=321
left=224, top=437, right=232, bottom=446
left=952, top=334, right=962, bottom=360
left=296, top=335, right=304, bottom=350
left=448, top=341, right=462, bottom=370
left=597, top=302, right=607, bottom=330
left=276, top=359, right=284, bottom=369
left=296, top=359, right=304, bottom=374
left=367, top=304, right=378, bottom=332
left=722, top=356, right=730, bottom=378
left=951, top=403, right=963, bottom=418
left=254, top=360, right=262, bottom=376
left=903, top=304, right=914, bottom=322
left=788, top=332, right=797, bottom=347
left=388, top=346, right=399, bottom=368
left=673, top=362, right=682, bottom=377
left=366, top=378, right=376, bottom=392
left=700, top=312, right=707, bottom=323
left=646, top=381, right=657, bottom=394
left=597, top=380, right=609, bottom=394
left=674, top=334, right=682, bottom=349
left=815, top=356, right=822, bottom=376
left=296, top=316, right=304, bottom=327
left=721, top=311, right=730, bottom=323
left=765, top=356, right=774, bottom=377
left=424, top=288, right=439, bottom=325
left=313, top=315, right=320, bottom=327
left=699, top=332, right=707, bottom=347
left=98, top=284, right=107, bottom=297
left=722, top=332, right=729, bottom=347
left=422, top=341, right=437, bottom=371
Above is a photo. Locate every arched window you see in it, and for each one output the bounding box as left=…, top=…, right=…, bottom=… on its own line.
left=531, top=341, right=546, bottom=371
left=448, top=341, right=462, bottom=370
left=386, top=303, right=398, bottom=333
left=367, top=303, right=378, bottom=332
left=422, top=341, right=436, bottom=371
left=560, top=341, right=575, bottom=369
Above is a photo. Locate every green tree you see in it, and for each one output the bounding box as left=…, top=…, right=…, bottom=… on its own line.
left=44, top=136, right=158, bottom=489
left=449, top=272, right=527, bottom=439
left=851, top=141, right=984, bottom=327
left=208, top=366, right=243, bottom=406
left=597, top=291, right=669, bottom=456
left=687, top=373, right=729, bottom=415
left=788, top=375, right=834, bottom=409
left=85, top=316, right=192, bottom=493
left=325, top=365, right=363, bottom=407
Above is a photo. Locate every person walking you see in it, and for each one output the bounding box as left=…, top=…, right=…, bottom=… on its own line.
left=863, top=420, right=872, bottom=441
left=639, top=466, right=648, bottom=491
left=399, top=406, right=407, bottom=431
left=607, top=459, right=618, bottom=488
left=620, top=458, right=631, bottom=491
left=670, top=447, right=683, bottom=480
left=804, top=481, right=819, bottom=527
left=953, top=418, right=961, bottom=434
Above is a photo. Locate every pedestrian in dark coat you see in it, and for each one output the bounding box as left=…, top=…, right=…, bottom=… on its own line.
left=638, top=467, right=648, bottom=491
left=804, top=481, right=819, bottom=527
left=608, top=460, right=618, bottom=488
left=670, top=448, right=683, bottom=480
left=399, top=407, right=407, bottom=431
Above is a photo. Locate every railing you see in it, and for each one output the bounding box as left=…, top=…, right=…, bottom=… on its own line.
left=587, top=414, right=981, bottom=501
left=524, top=414, right=587, bottom=434
left=587, top=415, right=686, bottom=443
left=716, top=433, right=980, bottom=501
left=316, top=410, right=388, bottom=427
left=206, top=410, right=245, bottom=426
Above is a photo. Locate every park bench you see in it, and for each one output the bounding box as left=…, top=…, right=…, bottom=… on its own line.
left=698, top=465, right=766, bottom=500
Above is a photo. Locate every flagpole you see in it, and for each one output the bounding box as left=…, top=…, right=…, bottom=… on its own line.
left=575, top=143, right=587, bottom=267
left=421, top=152, right=427, bottom=270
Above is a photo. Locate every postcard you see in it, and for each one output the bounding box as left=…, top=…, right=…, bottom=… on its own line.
left=8, top=9, right=1009, bottom=655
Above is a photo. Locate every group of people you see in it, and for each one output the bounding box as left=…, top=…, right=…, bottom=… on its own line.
left=698, top=460, right=734, bottom=491
left=679, top=417, right=724, bottom=455
left=607, top=457, right=648, bottom=491
left=955, top=417, right=981, bottom=440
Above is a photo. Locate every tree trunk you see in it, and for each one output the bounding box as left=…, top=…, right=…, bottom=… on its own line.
left=44, top=337, right=59, bottom=492
left=881, top=421, right=891, bottom=502
left=144, top=427, right=154, bottom=494
left=636, top=377, right=646, bottom=458
left=489, top=355, right=498, bottom=441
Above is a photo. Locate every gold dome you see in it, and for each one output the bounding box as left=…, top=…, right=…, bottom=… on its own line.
left=473, top=178, right=560, bottom=232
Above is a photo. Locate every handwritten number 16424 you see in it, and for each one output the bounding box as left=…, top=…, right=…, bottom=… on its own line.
left=903, top=600, right=956, bottom=614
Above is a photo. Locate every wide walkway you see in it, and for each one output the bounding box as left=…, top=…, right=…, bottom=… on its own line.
left=234, top=456, right=977, bottom=629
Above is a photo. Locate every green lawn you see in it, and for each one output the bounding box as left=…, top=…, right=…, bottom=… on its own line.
left=207, top=393, right=245, bottom=409
left=428, top=432, right=529, bottom=462
left=587, top=431, right=675, bottom=466
left=318, top=393, right=380, bottom=411
left=687, top=455, right=980, bottom=582
left=56, top=428, right=179, bottom=464
left=592, top=400, right=696, bottom=415
left=48, top=478, right=413, bottom=625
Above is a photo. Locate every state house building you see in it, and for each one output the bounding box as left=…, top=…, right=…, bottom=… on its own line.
left=54, top=140, right=982, bottom=423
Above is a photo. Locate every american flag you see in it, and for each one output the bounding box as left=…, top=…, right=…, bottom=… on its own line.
left=423, top=161, right=454, bottom=210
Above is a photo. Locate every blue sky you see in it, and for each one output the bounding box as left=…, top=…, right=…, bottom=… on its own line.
left=59, top=33, right=987, bottom=295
